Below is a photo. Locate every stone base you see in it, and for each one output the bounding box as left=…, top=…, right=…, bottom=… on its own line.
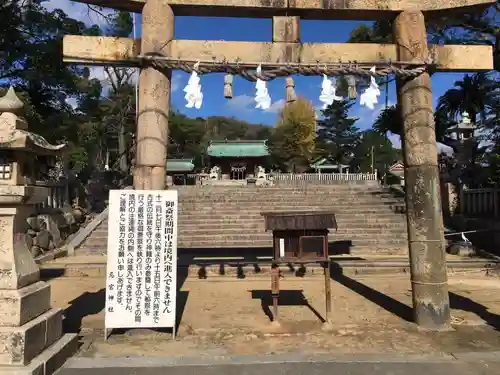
left=0, top=309, right=63, bottom=365
left=0, top=333, right=78, bottom=375
left=0, top=282, right=51, bottom=327
left=447, top=241, right=477, bottom=257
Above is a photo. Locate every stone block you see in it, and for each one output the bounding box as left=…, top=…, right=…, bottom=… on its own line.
left=0, top=309, right=63, bottom=366
left=0, top=333, right=78, bottom=375
left=0, top=282, right=51, bottom=327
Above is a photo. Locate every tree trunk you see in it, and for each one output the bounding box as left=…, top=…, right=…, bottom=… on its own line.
left=118, top=121, right=128, bottom=174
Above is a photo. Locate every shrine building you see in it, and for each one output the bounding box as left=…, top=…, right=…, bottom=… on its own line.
left=166, top=158, right=195, bottom=185
left=309, top=156, right=350, bottom=174
left=206, top=140, right=270, bottom=180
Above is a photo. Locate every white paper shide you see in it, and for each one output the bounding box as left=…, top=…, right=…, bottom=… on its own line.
left=105, top=190, right=178, bottom=330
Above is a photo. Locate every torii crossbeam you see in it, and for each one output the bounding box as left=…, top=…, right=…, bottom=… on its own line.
left=62, top=0, right=496, bottom=331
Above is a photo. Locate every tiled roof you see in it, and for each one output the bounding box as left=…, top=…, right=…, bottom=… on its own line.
left=207, top=140, right=269, bottom=158
left=166, top=158, right=195, bottom=172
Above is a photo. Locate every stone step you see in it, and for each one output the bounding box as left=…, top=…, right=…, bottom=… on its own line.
left=97, top=216, right=406, bottom=230
left=179, top=203, right=401, bottom=211
left=81, top=233, right=407, bottom=246
left=76, top=244, right=408, bottom=255
left=176, top=214, right=405, bottom=221
left=87, top=228, right=408, bottom=241
left=176, top=210, right=401, bottom=216
left=78, top=185, right=406, bottom=253
left=177, top=197, right=404, bottom=204
left=176, top=186, right=383, bottom=192
left=176, top=220, right=407, bottom=227
left=175, top=232, right=406, bottom=240
left=178, top=229, right=407, bottom=236
left=176, top=193, right=403, bottom=199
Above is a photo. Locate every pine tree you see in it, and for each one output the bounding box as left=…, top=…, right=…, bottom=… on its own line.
left=317, top=99, right=361, bottom=165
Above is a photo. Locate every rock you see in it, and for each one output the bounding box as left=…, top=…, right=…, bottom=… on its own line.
left=38, top=214, right=61, bottom=246
left=447, top=241, right=476, bottom=257
left=33, top=229, right=53, bottom=251
left=23, top=233, right=33, bottom=249
left=64, top=211, right=77, bottom=225
left=72, top=208, right=85, bottom=223
left=30, top=245, right=42, bottom=258
left=26, top=215, right=41, bottom=231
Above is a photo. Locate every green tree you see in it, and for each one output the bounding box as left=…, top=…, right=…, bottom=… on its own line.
left=352, top=130, right=400, bottom=173
left=270, top=98, right=317, bottom=171
left=1, top=1, right=103, bottom=172
left=317, top=99, right=361, bottom=165
left=436, top=73, right=493, bottom=125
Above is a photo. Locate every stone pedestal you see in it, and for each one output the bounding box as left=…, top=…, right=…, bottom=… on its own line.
left=0, top=186, right=77, bottom=375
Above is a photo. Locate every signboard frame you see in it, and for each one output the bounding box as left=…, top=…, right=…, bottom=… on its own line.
left=103, top=189, right=178, bottom=340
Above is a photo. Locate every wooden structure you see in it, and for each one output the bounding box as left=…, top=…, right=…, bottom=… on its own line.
left=166, top=158, right=195, bottom=185
left=62, top=0, right=496, bottom=331
left=309, top=157, right=349, bottom=174
left=262, top=211, right=337, bottom=261
left=387, top=161, right=405, bottom=185
left=207, top=140, right=269, bottom=180
left=262, top=211, right=337, bottom=323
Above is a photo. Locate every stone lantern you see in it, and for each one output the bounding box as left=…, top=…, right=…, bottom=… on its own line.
left=0, top=87, right=76, bottom=375
left=445, top=111, right=478, bottom=180
left=446, top=111, right=475, bottom=142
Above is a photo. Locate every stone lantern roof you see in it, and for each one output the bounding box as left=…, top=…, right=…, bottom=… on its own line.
left=445, top=111, right=475, bottom=142
left=0, top=87, right=66, bottom=155
left=446, top=111, right=474, bottom=133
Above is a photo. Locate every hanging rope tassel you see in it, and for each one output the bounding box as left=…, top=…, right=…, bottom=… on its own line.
left=285, top=77, right=297, bottom=103
left=345, top=75, right=357, bottom=100
left=224, top=74, right=233, bottom=99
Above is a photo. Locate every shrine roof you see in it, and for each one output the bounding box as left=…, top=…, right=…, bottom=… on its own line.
left=388, top=161, right=404, bottom=177
left=166, top=158, right=195, bottom=172
left=310, top=157, right=348, bottom=169
left=207, top=140, right=269, bottom=158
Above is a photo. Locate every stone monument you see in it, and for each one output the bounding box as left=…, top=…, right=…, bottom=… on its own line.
left=0, top=87, right=77, bottom=375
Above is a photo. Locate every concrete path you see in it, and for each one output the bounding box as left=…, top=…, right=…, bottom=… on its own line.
left=60, top=353, right=500, bottom=375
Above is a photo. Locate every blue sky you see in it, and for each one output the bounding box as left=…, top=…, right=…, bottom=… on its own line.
left=131, top=15, right=468, bottom=148
left=41, top=0, right=479, bottom=149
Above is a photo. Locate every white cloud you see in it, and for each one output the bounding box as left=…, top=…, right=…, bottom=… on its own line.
left=264, top=99, right=286, bottom=114
left=226, top=95, right=255, bottom=112
left=226, top=95, right=287, bottom=116
left=42, top=0, right=113, bottom=27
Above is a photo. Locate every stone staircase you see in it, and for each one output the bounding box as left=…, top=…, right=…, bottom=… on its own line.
left=76, top=184, right=408, bottom=257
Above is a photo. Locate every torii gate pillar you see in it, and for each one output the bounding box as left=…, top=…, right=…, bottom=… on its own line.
left=394, top=11, right=451, bottom=330
left=133, top=0, right=173, bottom=190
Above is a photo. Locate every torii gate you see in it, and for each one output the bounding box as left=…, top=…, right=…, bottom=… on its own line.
left=63, top=0, right=495, bottom=331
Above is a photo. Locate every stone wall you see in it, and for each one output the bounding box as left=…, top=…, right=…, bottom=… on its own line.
left=27, top=207, right=87, bottom=258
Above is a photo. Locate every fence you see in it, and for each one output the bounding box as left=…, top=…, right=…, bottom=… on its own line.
left=35, top=180, right=70, bottom=212
left=272, top=172, right=378, bottom=185
left=461, top=188, right=500, bottom=218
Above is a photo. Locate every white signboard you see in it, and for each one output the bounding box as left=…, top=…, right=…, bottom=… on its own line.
left=104, top=189, right=178, bottom=337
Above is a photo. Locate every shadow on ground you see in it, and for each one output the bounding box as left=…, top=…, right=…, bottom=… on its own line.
left=330, top=263, right=413, bottom=322
left=63, top=265, right=190, bottom=335
left=449, top=292, right=500, bottom=330
left=250, top=289, right=326, bottom=323
left=330, top=263, right=500, bottom=332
